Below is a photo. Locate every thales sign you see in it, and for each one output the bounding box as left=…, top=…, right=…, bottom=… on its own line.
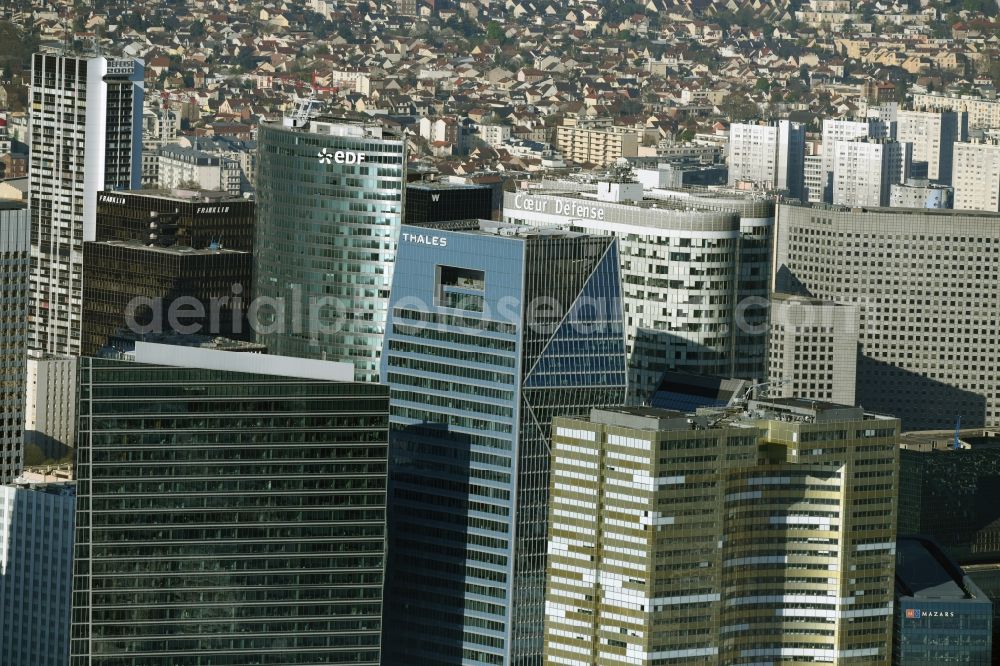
left=402, top=232, right=448, bottom=247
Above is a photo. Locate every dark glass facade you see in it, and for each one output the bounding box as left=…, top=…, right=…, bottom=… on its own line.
left=404, top=183, right=492, bottom=226
left=894, top=537, right=993, bottom=666
left=81, top=241, right=252, bottom=356
left=95, top=191, right=255, bottom=252
left=70, top=358, right=389, bottom=665
left=381, top=221, right=627, bottom=666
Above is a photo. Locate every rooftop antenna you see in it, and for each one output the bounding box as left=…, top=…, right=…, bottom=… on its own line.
left=742, top=378, right=791, bottom=403
left=954, top=414, right=962, bottom=450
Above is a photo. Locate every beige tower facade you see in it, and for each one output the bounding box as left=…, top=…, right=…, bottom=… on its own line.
left=767, top=293, right=859, bottom=406
left=544, top=399, right=899, bottom=665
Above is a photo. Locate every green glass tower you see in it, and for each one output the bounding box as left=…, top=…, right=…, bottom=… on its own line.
left=70, top=346, right=389, bottom=665
left=255, top=116, right=406, bottom=382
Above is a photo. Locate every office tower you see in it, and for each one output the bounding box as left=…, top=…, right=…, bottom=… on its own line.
left=897, top=433, right=1000, bottom=563
left=890, top=179, right=953, bottom=209
left=890, top=108, right=967, bottom=184
left=545, top=399, right=900, bottom=666
left=773, top=202, right=1000, bottom=429
left=95, top=189, right=255, bottom=252
left=820, top=118, right=890, bottom=202
left=71, top=345, right=388, bottom=665
left=803, top=153, right=824, bottom=202
left=0, top=479, right=75, bottom=666
left=29, top=53, right=144, bottom=355
left=894, top=537, right=992, bottom=666
left=255, top=115, right=406, bottom=382
left=504, top=186, right=773, bottom=400
left=81, top=240, right=252, bottom=356
left=833, top=138, right=910, bottom=207
left=381, top=220, right=627, bottom=666
left=25, top=355, right=78, bottom=461
left=0, top=202, right=29, bottom=484
left=767, top=292, right=859, bottom=406
left=545, top=407, right=759, bottom=666
left=727, top=120, right=805, bottom=199
left=404, top=181, right=492, bottom=225
left=953, top=140, right=1000, bottom=212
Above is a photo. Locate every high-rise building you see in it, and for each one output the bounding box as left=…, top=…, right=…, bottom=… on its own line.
left=773, top=202, right=1000, bottom=429
left=381, top=220, right=627, bottom=666
left=255, top=115, right=406, bottom=381
left=504, top=185, right=773, bottom=400
left=0, top=479, right=76, bottom=666
left=803, top=153, right=824, bottom=202
left=833, top=138, right=910, bottom=207
left=70, top=345, right=388, bottom=665
left=953, top=140, right=1000, bottom=212
left=727, top=120, right=805, bottom=199
left=889, top=108, right=967, bottom=184
left=894, top=537, right=992, bottom=666
left=404, top=181, right=493, bottom=225
left=81, top=240, right=252, bottom=355
left=898, top=432, right=1000, bottom=563
left=912, top=92, right=1000, bottom=131
left=819, top=118, right=890, bottom=202
left=94, top=189, right=255, bottom=252
left=890, top=179, right=953, bottom=209
left=0, top=202, right=29, bottom=484
left=24, top=355, right=78, bottom=461
left=767, top=292, right=859, bottom=406
left=29, top=52, right=144, bottom=355
left=545, top=399, right=900, bottom=666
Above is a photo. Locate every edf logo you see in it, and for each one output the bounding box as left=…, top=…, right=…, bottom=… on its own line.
left=318, top=148, right=366, bottom=165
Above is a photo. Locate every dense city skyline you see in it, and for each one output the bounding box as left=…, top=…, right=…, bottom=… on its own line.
left=3, top=0, right=1000, bottom=664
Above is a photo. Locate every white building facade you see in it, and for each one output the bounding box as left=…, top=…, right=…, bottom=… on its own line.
left=29, top=53, right=144, bottom=355
left=953, top=140, right=1000, bottom=212
left=728, top=120, right=805, bottom=199
left=833, top=138, right=910, bottom=207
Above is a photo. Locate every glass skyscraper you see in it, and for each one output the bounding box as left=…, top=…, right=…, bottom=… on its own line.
left=380, top=220, right=627, bottom=666
left=0, top=201, right=29, bottom=483
left=894, top=537, right=992, bottom=665
left=70, top=347, right=389, bottom=665
left=255, top=116, right=406, bottom=382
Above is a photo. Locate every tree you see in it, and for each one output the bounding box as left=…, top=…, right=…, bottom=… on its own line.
left=720, top=92, right=759, bottom=122
left=485, top=20, right=505, bottom=41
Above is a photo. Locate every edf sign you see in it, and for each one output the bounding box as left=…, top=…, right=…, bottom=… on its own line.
left=318, top=148, right=366, bottom=165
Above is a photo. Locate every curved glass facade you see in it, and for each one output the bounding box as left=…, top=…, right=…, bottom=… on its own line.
left=255, top=119, right=406, bottom=382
